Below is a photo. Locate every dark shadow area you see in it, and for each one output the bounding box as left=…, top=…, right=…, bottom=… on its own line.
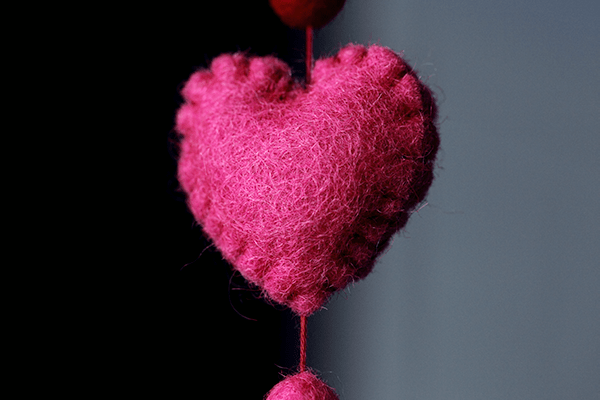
left=164, top=2, right=304, bottom=397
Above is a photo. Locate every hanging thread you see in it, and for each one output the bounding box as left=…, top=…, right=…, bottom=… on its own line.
left=299, top=315, right=307, bottom=372
left=306, top=26, right=313, bottom=85
left=298, top=26, right=312, bottom=374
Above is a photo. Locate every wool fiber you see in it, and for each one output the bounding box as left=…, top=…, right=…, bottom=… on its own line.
left=177, top=44, right=439, bottom=315
left=266, top=371, right=339, bottom=400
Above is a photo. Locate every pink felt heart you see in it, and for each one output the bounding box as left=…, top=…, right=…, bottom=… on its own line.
left=176, top=44, right=439, bottom=315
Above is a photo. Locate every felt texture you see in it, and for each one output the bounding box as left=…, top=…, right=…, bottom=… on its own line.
left=176, top=44, right=439, bottom=315
left=269, top=0, right=346, bottom=28
left=266, top=371, right=339, bottom=400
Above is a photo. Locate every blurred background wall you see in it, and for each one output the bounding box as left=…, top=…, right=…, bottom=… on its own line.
left=307, top=1, right=600, bottom=399
left=166, top=1, right=600, bottom=399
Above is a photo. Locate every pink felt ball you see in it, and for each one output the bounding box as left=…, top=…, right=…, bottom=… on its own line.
left=269, top=0, right=346, bottom=28
left=266, top=371, right=339, bottom=400
left=176, top=44, right=439, bottom=315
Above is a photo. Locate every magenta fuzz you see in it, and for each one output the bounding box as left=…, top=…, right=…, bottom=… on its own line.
left=176, top=44, right=439, bottom=315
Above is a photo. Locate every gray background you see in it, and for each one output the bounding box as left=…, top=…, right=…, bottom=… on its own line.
left=308, top=1, right=600, bottom=399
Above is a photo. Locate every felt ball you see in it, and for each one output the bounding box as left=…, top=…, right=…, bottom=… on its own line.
left=269, top=0, right=346, bottom=28
left=176, top=44, right=439, bottom=315
left=266, top=371, right=339, bottom=400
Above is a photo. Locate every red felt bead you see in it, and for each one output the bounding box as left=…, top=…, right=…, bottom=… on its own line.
left=269, top=0, right=346, bottom=28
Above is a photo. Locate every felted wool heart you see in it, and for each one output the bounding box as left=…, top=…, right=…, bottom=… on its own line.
left=176, top=44, right=439, bottom=315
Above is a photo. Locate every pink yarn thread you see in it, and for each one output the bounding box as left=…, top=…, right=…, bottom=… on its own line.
left=265, top=371, right=339, bottom=400
left=176, top=44, right=439, bottom=315
left=299, top=315, right=307, bottom=372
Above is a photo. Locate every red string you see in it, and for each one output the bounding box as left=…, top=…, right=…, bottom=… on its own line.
left=299, top=315, right=307, bottom=372
left=298, top=27, right=312, bottom=373
left=305, top=26, right=313, bottom=86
